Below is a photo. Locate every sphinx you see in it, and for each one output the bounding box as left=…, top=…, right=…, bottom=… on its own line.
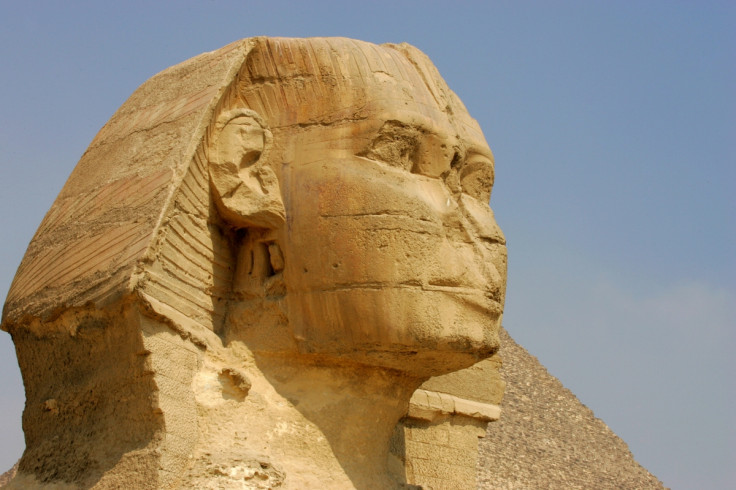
left=2, top=37, right=507, bottom=489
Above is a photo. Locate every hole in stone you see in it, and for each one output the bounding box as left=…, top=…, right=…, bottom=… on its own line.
left=218, top=368, right=250, bottom=402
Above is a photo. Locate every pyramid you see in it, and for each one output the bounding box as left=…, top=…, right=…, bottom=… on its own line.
left=477, top=328, right=665, bottom=488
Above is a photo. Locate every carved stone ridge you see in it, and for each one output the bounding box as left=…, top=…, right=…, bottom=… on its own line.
left=407, top=389, right=502, bottom=422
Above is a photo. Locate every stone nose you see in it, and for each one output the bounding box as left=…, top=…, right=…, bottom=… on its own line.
left=443, top=193, right=507, bottom=304
left=458, top=194, right=505, bottom=246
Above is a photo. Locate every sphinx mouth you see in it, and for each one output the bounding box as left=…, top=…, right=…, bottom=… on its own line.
left=306, top=282, right=504, bottom=316
left=420, top=284, right=504, bottom=316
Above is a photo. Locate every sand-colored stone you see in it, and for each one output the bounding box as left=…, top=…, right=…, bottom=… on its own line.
left=1, top=36, right=664, bottom=490
left=391, top=416, right=488, bottom=490
left=0, top=463, right=18, bottom=488
left=2, top=37, right=507, bottom=489
left=406, top=389, right=501, bottom=422
left=421, top=355, right=505, bottom=406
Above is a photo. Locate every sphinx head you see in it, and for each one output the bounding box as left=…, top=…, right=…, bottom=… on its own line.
left=208, top=38, right=507, bottom=377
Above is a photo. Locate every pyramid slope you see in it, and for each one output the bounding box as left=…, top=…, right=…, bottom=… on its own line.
left=478, top=328, right=665, bottom=489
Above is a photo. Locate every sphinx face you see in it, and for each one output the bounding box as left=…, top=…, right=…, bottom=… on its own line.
left=271, top=58, right=508, bottom=375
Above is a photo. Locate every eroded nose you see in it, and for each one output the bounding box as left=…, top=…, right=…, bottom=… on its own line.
left=459, top=194, right=505, bottom=245
left=443, top=192, right=507, bottom=305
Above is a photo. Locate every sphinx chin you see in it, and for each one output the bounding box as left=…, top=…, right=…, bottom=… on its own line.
left=285, top=287, right=501, bottom=377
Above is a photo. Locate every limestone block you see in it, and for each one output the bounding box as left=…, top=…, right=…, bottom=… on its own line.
left=393, top=416, right=489, bottom=489
left=420, top=355, right=506, bottom=406
left=407, top=388, right=501, bottom=422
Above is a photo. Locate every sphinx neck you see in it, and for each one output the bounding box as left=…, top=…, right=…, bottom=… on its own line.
left=255, top=354, right=422, bottom=488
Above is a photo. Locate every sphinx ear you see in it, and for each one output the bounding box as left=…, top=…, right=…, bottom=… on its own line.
left=209, top=109, right=285, bottom=229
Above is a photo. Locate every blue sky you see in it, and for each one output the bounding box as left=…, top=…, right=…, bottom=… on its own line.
left=1, top=2, right=733, bottom=488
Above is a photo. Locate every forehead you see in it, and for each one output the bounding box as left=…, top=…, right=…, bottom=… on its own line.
left=236, top=37, right=489, bottom=153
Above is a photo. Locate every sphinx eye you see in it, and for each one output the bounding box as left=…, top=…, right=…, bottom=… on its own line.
left=357, top=121, right=421, bottom=172
left=460, top=156, right=494, bottom=203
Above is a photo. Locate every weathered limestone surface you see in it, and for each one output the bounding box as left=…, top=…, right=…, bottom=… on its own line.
left=0, top=464, right=18, bottom=488
left=3, top=40, right=247, bottom=323
left=2, top=37, right=507, bottom=489
left=477, top=328, right=665, bottom=489
left=1, top=36, right=662, bottom=489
